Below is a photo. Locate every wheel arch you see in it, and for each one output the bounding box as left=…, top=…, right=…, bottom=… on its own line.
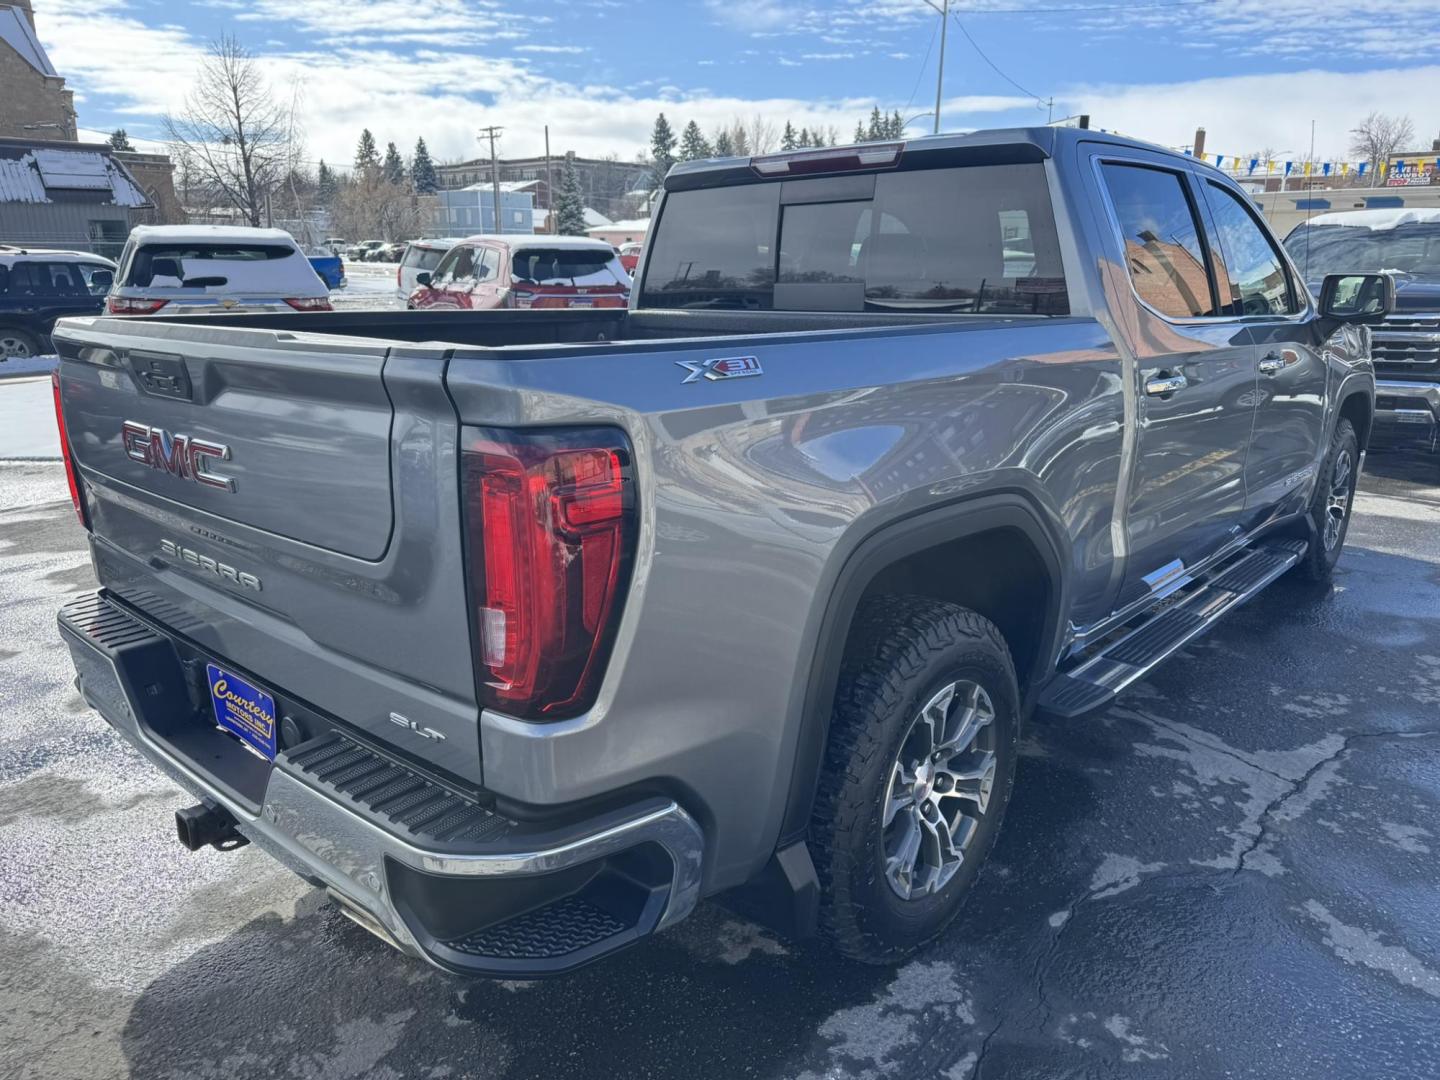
left=777, top=491, right=1071, bottom=845
left=1337, top=383, right=1374, bottom=450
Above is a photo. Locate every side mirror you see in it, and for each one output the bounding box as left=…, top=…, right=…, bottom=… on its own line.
left=1318, top=272, right=1394, bottom=324
left=415, top=271, right=432, bottom=287
left=90, top=270, right=114, bottom=294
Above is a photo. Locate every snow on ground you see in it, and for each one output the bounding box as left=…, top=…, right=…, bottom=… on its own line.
left=0, top=354, right=59, bottom=381
left=0, top=376, right=61, bottom=458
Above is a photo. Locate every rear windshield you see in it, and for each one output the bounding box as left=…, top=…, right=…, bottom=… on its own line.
left=123, top=243, right=307, bottom=288
left=640, top=163, right=1068, bottom=314
left=512, top=248, right=627, bottom=287
left=403, top=246, right=448, bottom=271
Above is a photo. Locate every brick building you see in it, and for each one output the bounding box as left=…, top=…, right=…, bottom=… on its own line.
left=0, top=0, right=76, bottom=141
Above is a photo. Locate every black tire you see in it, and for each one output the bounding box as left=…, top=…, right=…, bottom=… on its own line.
left=1295, top=417, right=1359, bottom=583
left=0, top=326, right=41, bottom=360
left=811, top=595, right=1020, bottom=964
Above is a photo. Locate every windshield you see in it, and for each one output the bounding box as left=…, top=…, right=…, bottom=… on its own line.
left=403, top=246, right=448, bottom=271
left=512, top=248, right=626, bottom=286
left=1283, top=222, right=1440, bottom=279
left=640, top=162, right=1069, bottom=314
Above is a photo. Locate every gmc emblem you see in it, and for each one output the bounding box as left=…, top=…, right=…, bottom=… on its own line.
left=121, top=421, right=236, bottom=492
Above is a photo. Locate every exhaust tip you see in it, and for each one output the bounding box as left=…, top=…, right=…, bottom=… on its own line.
left=175, top=801, right=249, bottom=852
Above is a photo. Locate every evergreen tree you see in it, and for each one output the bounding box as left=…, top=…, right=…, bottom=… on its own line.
left=107, top=128, right=135, bottom=152
left=713, top=128, right=734, bottom=157
left=854, top=121, right=867, bottom=143
left=554, top=157, right=587, bottom=236
left=731, top=125, right=750, bottom=157
left=889, top=110, right=904, bottom=138
left=316, top=160, right=337, bottom=206
left=796, top=127, right=811, bottom=149
left=383, top=141, right=406, bottom=186
left=867, top=107, right=884, bottom=141
left=410, top=137, right=438, bottom=194
left=650, top=112, right=677, bottom=184
left=780, top=121, right=797, bottom=151
left=354, top=128, right=380, bottom=173
left=678, top=120, right=712, bottom=162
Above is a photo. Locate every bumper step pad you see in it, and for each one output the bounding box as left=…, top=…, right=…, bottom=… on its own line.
left=1039, top=539, right=1307, bottom=720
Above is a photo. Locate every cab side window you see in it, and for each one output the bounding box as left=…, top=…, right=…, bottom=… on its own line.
left=448, top=246, right=476, bottom=283
left=1202, top=182, right=1299, bottom=316
left=430, top=247, right=464, bottom=286
left=1101, top=162, right=1219, bottom=319
left=474, top=248, right=499, bottom=282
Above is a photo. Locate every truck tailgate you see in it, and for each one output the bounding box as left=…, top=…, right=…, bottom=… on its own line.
left=53, top=316, right=484, bottom=783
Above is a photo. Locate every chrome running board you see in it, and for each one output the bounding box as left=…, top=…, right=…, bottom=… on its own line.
left=1038, top=538, right=1307, bottom=719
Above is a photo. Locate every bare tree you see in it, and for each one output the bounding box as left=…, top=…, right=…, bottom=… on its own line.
left=744, top=114, right=779, bottom=155
left=163, top=34, right=292, bottom=227
left=1348, top=112, right=1415, bottom=175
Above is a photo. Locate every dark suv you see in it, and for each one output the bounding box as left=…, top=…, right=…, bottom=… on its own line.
left=0, top=246, right=115, bottom=359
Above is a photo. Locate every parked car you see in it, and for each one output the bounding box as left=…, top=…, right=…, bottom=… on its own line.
left=105, top=226, right=332, bottom=316
left=0, top=246, right=115, bottom=358
left=323, top=237, right=347, bottom=255
left=53, top=127, right=1384, bottom=980
left=618, top=241, right=643, bottom=275
left=349, top=240, right=385, bottom=262
left=1284, top=208, right=1440, bottom=458
left=408, top=234, right=630, bottom=310
left=306, top=247, right=346, bottom=291
left=396, top=237, right=464, bottom=299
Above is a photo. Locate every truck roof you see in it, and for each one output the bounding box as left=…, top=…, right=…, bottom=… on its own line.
left=665, top=125, right=1212, bottom=189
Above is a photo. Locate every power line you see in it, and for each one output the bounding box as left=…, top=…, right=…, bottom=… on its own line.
left=949, top=12, right=1047, bottom=108
left=901, top=14, right=941, bottom=115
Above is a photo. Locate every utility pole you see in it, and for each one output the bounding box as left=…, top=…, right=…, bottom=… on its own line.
left=922, top=0, right=949, bottom=135
left=478, top=125, right=504, bottom=234
left=544, top=125, right=554, bottom=235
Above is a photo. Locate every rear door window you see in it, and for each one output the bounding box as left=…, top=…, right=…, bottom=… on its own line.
left=124, top=243, right=304, bottom=289
left=1100, top=163, right=1218, bottom=319
left=641, top=163, right=1068, bottom=314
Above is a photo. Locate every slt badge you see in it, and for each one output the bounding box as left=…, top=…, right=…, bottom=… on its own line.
left=676, top=355, right=763, bottom=384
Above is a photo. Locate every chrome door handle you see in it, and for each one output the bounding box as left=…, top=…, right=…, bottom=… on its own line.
left=1258, top=353, right=1286, bottom=375
left=1145, top=373, right=1188, bottom=396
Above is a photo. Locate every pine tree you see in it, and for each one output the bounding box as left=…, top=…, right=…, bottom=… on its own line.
left=678, top=120, right=712, bottom=162
left=854, top=121, right=867, bottom=143
left=650, top=113, right=677, bottom=185
left=383, top=141, right=405, bottom=186
left=731, top=125, right=750, bottom=157
left=713, top=128, right=734, bottom=157
left=410, top=137, right=438, bottom=194
left=889, top=110, right=904, bottom=139
left=354, top=129, right=380, bottom=173
left=780, top=121, right=797, bottom=151
left=554, top=157, right=587, bottom=236
left=867, top=107, right=884, bottom=141
left=316, top=160, right=337, bottom=206
left=108, top=128, right=135, bottom=152
left=795, top=127, right=810, bottom=149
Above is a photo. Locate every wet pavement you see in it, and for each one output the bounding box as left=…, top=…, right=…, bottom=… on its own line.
left=1, top=451, right=1437, bottom=1080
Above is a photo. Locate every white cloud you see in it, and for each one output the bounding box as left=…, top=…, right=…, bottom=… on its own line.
left=514, top=44, right=588, bottom=54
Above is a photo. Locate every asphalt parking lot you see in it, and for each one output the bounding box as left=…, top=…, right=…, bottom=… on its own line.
left=1, top=449, right=1438, bottom=1080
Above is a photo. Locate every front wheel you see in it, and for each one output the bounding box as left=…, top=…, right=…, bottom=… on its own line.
left=810, top=596, right=1019, bottom=964
left=1295, top=417, right=1359, bottom=583
left=0, top=327, right=40, bottom=359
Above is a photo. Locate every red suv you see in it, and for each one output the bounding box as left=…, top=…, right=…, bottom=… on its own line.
left=408, top=236, right=630, bottom=311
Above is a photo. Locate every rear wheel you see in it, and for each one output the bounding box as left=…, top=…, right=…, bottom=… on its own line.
left=811, top=596, right=1019, bottom=964
left=0, top=327, right=40, bottom=359
left=1296, top=418, right=1358, bottom=582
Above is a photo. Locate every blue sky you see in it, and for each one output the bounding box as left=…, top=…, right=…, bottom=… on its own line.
left=31, top=0, right=1440, bottom=169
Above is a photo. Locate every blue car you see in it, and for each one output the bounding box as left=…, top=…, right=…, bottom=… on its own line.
left=306, top=249, right=345, bottom=291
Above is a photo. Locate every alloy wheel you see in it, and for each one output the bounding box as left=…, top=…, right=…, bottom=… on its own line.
left=1323, top=448, right=1354, bottom=552
left=0, top=334, right=33, bottom=359
left=882, top=679, right=998, bottom=900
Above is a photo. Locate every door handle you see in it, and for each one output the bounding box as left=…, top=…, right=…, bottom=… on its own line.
left=1144, top=373, right=1188, bottom=397
left=1258, top=352, right=1286, bottom=375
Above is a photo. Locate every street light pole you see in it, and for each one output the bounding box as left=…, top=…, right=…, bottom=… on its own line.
left=922, top=0, right=949, bottom=135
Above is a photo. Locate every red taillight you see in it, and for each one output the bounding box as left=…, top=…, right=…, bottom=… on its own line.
left=51, top=370, right=88, bottom=528
left=105, top=296, right=168, bottom=315
left=284, top=297, right=332, bottom=311
left=751, top=141, right=903, bottom=177
left=462, top=427, right=635, bottom=719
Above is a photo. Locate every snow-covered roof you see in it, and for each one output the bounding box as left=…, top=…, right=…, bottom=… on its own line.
left=533, top=207, right=612, bottom=230
left=586, top=218, right=650, bottom=234
left=457, top=233, right=615, bottom=250
left=129, top=225, right=300, bottom=246
left=1301, top=207, right=1440, bottom=230
left=0, top=246, right=115, bottom=266
left=0, top=6, right=57, bottom=76
left=0, top=146, right=148, bottom=207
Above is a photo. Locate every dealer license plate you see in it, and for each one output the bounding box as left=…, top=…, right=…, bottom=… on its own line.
left=205, top=663, right=277, bottom=761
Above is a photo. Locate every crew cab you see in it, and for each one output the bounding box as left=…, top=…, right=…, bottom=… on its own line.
left=1285, top=208, right=1440, bottom=458
left=407, top=235, right=630, bottom=311
left=52, top=128, right=1388, bottom=978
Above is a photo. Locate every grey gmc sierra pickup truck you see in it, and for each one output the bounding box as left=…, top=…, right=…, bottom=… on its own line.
left=52, top=127, right=1393, bottom=977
